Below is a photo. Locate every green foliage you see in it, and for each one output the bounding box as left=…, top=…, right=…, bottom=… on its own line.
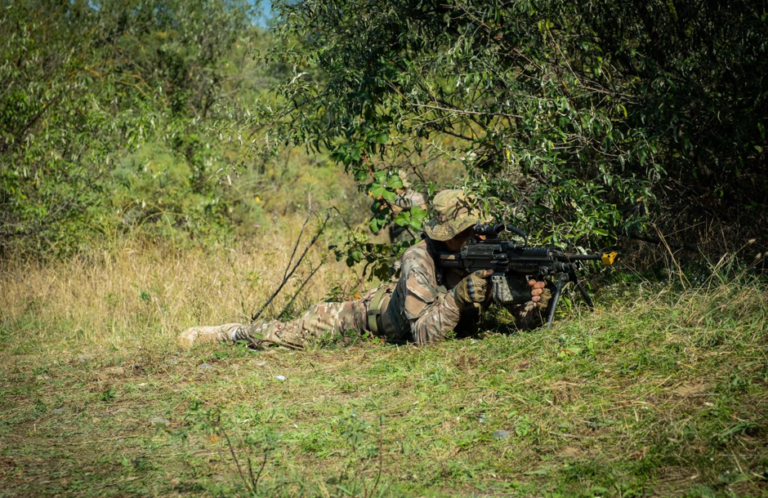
left=5, top=0, right=767, bottom=266
left=0, top=0, right=265, bottom=256
left=333, top=227, right=416, bottom=281
left=269, top=0, right=768, bottom=253
left=100, top=387, right=116, bottom=402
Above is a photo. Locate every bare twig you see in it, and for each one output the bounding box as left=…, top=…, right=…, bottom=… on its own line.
left=284, top=214, right=310, bottom=281
left=329, top=205, right=353, bottom=230
left=386, top=82, right=521, bottom=120
left=654, top=224, right=690, bottom=288
left=253, top=446, right=270, bottom=491
left=278, top=263, right=324, bottom=320
left=251, top=210, right=331, bottom=322
left=246, top=454, right=257, bottom=493
left=221, top=427, right=251, bottom=493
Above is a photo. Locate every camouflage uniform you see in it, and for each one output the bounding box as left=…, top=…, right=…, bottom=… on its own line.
left=391, top=191, right=428, bottom=216
left=388, top=189, right=429, bottom=243
left=178, top=190, right=548, bottom=349
left=230, top=288, right=378, bottom=348
left=184, top=240, right=467, bottom=348
left=373, top=171, right=428, bottom=244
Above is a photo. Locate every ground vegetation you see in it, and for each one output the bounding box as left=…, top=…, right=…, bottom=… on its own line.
left=1, top=236, right=766, bottom=497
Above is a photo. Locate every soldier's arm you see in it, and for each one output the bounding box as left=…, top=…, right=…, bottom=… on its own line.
left=402, top=267, right=462, bottom=345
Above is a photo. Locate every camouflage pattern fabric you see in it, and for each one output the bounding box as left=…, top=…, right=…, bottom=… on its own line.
left=185, top=240, right=548, bottom=349
left=233, top=287, right=379, bottom=349
left=230, top=239, right=468, bottom=348
left=422, top=190, right=486, bottom=241
left=380, top=239, right=548, bottom=342
left=382, top=239, right=464, bottom=344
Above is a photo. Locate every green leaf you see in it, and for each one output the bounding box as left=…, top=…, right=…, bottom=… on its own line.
left=386, top=175, right=403, bottom=190
left=410, top=206, right=427, bottom=222
left=369, top=184, right=386, bottom=199
left=354, top=170, right=368, bottom=182
left=368, top=217, right=383, bottom=234
left=393, top=211, right=411, bottom=227
left=381, top=189, right=397, bottom=202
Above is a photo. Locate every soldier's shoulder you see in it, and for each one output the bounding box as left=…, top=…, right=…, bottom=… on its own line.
left=402, top=239, right=428, bottom=258
left=401, top=240, right=434, bottom=268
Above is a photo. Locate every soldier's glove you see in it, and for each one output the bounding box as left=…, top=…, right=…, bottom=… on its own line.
left=453, top=270, right=494, bottom=312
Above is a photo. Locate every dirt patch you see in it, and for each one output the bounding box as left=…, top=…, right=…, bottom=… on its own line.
left=453, top=354, right=479, bottom=372
left=558, top=446, right=581, bottom=458
left=548, top=380, right=580, bottom=405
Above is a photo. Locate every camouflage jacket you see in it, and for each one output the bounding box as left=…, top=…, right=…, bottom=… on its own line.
left=379, top=239, right=469, bottom=345
left=390, top=191, right=428, bottom=215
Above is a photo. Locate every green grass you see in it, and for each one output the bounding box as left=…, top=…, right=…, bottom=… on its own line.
left=1, top=281, right=767, bottom=497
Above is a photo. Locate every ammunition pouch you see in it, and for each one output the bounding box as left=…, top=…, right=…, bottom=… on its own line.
left=366, top=286, right=390, bottom=335
left=366, top=284, right=411, bottom=341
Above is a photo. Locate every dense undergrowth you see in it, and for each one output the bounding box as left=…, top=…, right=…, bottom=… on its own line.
left=1, top=234, right=766, bottom=496
left=4, top=0, right=767, bottom=263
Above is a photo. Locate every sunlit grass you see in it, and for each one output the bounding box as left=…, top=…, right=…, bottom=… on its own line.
left=1, top=237, right=766, bottom=497
left=0, top=217, right=361, bottom=355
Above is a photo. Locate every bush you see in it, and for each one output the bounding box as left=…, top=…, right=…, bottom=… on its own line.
left=267, top=0, right=768, bottom=255
left=0, top=0, right=263, bottom=257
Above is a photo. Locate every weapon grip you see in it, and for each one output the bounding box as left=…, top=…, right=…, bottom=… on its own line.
left=546, top=273, right=569, bottom=328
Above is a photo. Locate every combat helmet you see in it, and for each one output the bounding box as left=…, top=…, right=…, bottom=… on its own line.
left=423, top=189, right=485, bottom=241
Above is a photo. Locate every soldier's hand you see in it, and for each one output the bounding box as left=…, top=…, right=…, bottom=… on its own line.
left=529, top=279, right=551, bottom=308
left=454, top=270, right=494, bottom=311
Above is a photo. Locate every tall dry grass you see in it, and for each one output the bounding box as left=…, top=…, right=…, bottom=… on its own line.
left=0, top=216, right=361, bottom=355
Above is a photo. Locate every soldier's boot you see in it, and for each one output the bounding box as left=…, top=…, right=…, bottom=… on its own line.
left=178, top=323, right=242, bottom=349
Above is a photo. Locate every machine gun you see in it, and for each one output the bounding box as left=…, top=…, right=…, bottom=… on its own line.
left=436, top=223, right=619, bottom=327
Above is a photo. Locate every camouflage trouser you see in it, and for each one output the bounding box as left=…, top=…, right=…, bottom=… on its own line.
left=233, top=288, right=380, bottom=349
left=205, top=287, right=547, bottom=349
left=233, top=296, right=547, bottom=348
